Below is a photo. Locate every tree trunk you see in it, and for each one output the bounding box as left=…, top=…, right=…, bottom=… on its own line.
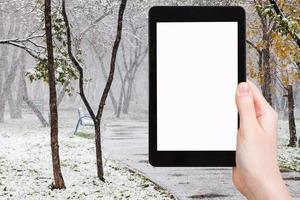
left=286, top=85, right=297, bottom=147
left=6, top=89, right=18, bottom=118
left=61, top=0, right=126, bottom=181
left=20, top=61, right=49, bottom=126
left=0, top=15, right=15, bottom=123
left=255, top=3, right=274, bottom=107
left=0, top=97, right=5, bottom=123
left=0, top=49, right=20, bottom=121
left=0, top=44, right=9, bottom=123
left=94, top=122, right=104, bottom=181
left=57, top=82, right=67, bottom=108
left=116, top=83, right=125, bottom=118
left=23, top=97, right=49, bottom=127
left=45, top=0, right=65, bottom=189
left=98, top=55, right=118, bottom=114
left=14, top=52, right=27, bottom=119
left=122, top=77, right=134, bottom=114
left=15, top=72, right=24, bottom=119
left=116, top=64, right=126, bottom=118
left=91, top=45, right=119, bottom=114
left=261, top=34, right=273, bottom=106
left=0, top=33, right=4, bottom=123
left=95, top=0, right=127, bottom=180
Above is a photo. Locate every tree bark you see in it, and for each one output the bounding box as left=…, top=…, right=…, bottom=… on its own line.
left=23, top=97, right=49, bottom=127
left=44, top=0, right=65, bottom=189
left=15, top=59, right=26, bottom=119
left=116, top=64, right=126, bottom=118
left=0, top=17, right=5, bottom=123
left=0, top=42, right=10, bottom=123
left=116, top=87, right=124, bottom=118
left=96, top=52, right=118, bottom=114
left=90, top=43, right=119, bottom=114
left=15, top=67, right=25, bottom=119
left=0, top=15, right=16, bottom=122
left=57, top=82, right=68, bottom=108
left=261, top=33, right=273, bottom=106
left=62, top=0, right=127, bottom=181
left=7, top=49, right=23, bottom=119
left=6, top=89, right=18, bottom=118
left=122, top=77, right=134, bottom=114
left=286, top=85, right=297, bottom=147
left=20, top=62, right=49, bottom=127
left=119, top=33, right=147, bottom=115
left=0, top=96, right=5, bottom=123
left=94, top=122, right=104, bottom=180
left=95, top=0, right=127, bottom=180
left=0, top=49, right=21, bottom=121
left=255, top=1, right=274, bottom=107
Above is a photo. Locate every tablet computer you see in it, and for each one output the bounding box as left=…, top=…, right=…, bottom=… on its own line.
left=149, top=6, right=246, bottom=167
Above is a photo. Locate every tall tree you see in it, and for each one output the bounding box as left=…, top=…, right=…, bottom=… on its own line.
left=254, top=0, right=277, bottom=106
left=62, top=0, right=127, bottom=180
left=285, top=85, right=297, bottom=147
left=0, top=16, right=15, bottom=123
left=266, top=0, right=299, bottom=146
left=44, top=0, right=65, bottom=189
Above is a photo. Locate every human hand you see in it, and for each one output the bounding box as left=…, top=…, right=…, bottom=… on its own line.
left=232, top=81, right=291, bottom=200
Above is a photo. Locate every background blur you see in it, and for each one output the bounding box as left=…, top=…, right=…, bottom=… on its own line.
left=0, top=0, right=299, bottom=199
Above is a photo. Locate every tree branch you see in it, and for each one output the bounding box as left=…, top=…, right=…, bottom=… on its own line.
left=96, top=0, right=127, bottom=119
left=0, top=34, right=45, bottom=44
left=246, top=39, right=261, bottom=53
left=0, top=40, right=40, bottom=59
left=79, top=9, right=111, bottom=40
left=61, top=0, right=96, bottom=121
left=269, top=0, right=300, bottom=47
left=0, top=34, right=45, bottom=59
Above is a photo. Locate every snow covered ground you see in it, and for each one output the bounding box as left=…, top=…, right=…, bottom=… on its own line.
left=0, top=113, right=174, bottom=200
left=278, top=120, right=300, bottom=172
left=0, top=111, right=299, bottom=200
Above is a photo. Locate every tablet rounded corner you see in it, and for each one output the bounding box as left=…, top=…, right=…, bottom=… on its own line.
left=148, top=155, right=158, bottom=167
left=235, top=6, right=246, bottom=18
left=148, top=6, right=160, bottom=18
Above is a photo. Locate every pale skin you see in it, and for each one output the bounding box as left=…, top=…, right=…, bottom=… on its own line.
left=233, top=81, right=292, bottom=200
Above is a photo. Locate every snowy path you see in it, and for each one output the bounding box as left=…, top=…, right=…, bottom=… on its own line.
left=102, top=120, right=300, bottom=200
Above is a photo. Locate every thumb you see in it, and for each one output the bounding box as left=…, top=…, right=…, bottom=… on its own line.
left=236, top=82, right=257, bottom=128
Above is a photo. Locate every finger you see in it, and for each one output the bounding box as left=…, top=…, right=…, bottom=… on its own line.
left=247, top=81, right=278, bottom=133
left=235, top=82, right=258, bottom=129
left=247, top=81, right=272, bottom=117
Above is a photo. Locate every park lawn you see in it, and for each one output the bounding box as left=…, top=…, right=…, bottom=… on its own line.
left=0, top=114, right=173, bottom=200
left=278, top=120, right=300, bottom=172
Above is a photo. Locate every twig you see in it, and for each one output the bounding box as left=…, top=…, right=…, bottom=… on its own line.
left=269, top=0, right=300, bottom=47
left=62, top=0, right=96, bottom=120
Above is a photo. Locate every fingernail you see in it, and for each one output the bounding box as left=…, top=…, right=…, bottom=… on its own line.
left=238, top=82, right=249, bottom=96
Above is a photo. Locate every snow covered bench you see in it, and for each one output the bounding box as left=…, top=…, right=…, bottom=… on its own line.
left=74, top=107, right=94, bottom=135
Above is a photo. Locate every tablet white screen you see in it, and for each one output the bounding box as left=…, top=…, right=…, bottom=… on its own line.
left=157, top=22, right=238, bottom=151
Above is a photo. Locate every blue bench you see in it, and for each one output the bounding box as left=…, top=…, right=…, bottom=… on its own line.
left=74, top=107, right=94, bottom=135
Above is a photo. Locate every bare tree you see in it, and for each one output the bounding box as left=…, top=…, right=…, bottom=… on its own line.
left=120, top=41, right=148, bottom=114
left=275, top=70, right=297, bottom=147
left=254, top=0, right=276, bottom=106
left=45, top=0, right=65, bottom=189
left=90, top=45, right=119, bottom=114
left=62, top=0, right=127, bottom=180
left=21, top=63, right=49, bottom=127
left=284, top=85, right=297, bottom=147
left=0, top=16, right=15, bottom=123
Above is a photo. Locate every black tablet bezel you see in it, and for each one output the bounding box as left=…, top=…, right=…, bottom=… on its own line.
left=149, top=6, right=246, bottom=167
